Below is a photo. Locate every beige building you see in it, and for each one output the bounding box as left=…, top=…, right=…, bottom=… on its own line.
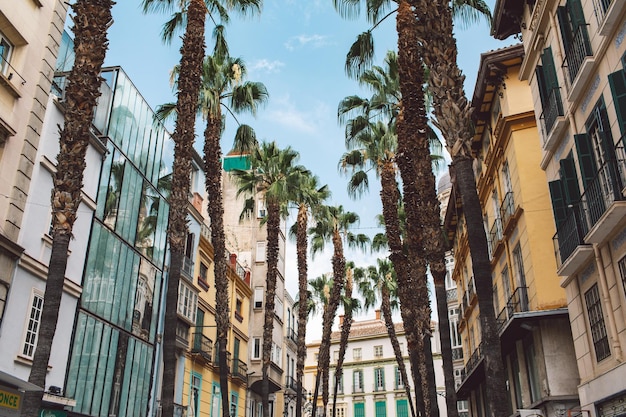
left=443, top=43, right=580, bottom=416
left=492, top=1, right=626, bottom=416
left=222, top=152, right=290, bottom=417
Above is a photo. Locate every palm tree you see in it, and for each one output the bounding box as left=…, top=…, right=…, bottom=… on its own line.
left=231, top=142, right=307, bottom=417
left=143, top=1, right=261, bottom=415
left=288, top=173, right=330, bottom=417
left=309, top=205, right=369, bottom=417
left=412, top=0, right=510, bottom=414
left=157, top=28, right=268, bottom=414
left=355, top=259, right=416, bottom=417
left=331, top=263, right=359, bottom=417
left=23, top=2, right=114, bottom=416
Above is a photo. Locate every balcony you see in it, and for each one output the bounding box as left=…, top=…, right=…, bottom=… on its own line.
left=156, top=403, right=187, bottom=417
left=451, top=347, right=463, bottom=361
left=500, top=191, right=516, bottom=228
left=594, top=0, right=622, bottom=36
left=176, top=322, right=190, bottom=350
left=232, top=359, right=248, bottom=381
left=489, top=218, right=503, bottom=257
left=182, top=256, right=194, bottom=279
left=540, top=87, right=565, bottom=146
left=353, top=385, right=364, bottom=394
left=285, top=376, right=298, bottom=392
left=446, top=287, right=458, bottom=302
left=564, top=26, right=594, bottom=103
left=287, top=327, right=297, bottom=343
left=496, top=287, right=530, bottom=333
left=190, top=332, right=213, bottom=361
left=459, top=343, right=483, bottom=384
left=553, top=204, right=592, bottom=276
left=214, top=349, right=232, bottom=370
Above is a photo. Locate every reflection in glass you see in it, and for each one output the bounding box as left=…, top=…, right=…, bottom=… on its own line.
left=132, top=258, right=156, bottom=340
left=103, top=153, right=125, bottom=229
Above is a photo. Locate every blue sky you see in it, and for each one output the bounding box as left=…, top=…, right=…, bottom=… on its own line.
left=102, top=0, right=515, bottom=335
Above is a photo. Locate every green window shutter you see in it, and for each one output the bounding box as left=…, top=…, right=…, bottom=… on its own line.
left=567, top=0, right=587, bottom=30
left=608, top=69, right=626, bottom=136
left=354, top=403, right=365, bottom=417
left=556, top=6, right=573, bottom=52
left=396, top=400, right=409, bottom=417
left=574, top=133, right=598, bottom=188
left=375, top=401, right=386, bottom=417
left=559, top=156, right=581, bottom=204
left=542, top=47, right=559, bottom=90
left=535, top=65, right=548, bottom=106
left=549, top=180, right=568, bottom=228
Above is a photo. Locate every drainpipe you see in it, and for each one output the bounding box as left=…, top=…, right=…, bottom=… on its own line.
left=593, top=244, right=623, bottom=362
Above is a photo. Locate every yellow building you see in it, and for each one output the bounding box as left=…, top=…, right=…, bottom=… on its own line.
left=493, top=1, right=626, bottom=416
left=181, top=221, right=253, bottom=417
left=443, top=43, right=579, bottom=417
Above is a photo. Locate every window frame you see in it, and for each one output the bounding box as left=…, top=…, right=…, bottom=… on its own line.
left=0, top=32, right=14, bottom=76
left=252, top=337, right=261, bottom=360
left=584, top=283, right=611, bottom=362
left=178, top=280, right=198, bottom=323
left=374, top=367, right=385, bottom=391
left=21, top=289, right=44, bottom=359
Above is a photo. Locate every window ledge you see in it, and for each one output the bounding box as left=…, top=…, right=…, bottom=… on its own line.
left=0, top=72, right=22, bottom=98
left=15, top=354, right=53, bottom=370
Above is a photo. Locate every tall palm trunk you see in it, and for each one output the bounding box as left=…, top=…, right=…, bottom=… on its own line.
left=394, top=1, right=437, bottom=415
left=23, top=2, right=113, bottom=416
left=204, top=113, right=231, bottom=417
left=262, top=199, right=281, bottom=417
left=414, top=0, right=510, bottom=415
left=311, top=231, right=346, bottom=417
left=331, top=272, right=354, bottom=417
left=380, top=284, right=416, bottom=417
left=295, top=204, right=309, bottom=417
left=162, top=1, right=206, bottom=416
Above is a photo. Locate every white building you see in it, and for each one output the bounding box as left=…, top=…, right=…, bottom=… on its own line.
left=305, top=312, right=447, bottom=417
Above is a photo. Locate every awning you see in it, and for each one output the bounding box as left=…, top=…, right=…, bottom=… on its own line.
left=0, top=370, right=43, bottom=392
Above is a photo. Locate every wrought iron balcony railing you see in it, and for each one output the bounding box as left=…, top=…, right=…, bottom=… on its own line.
left=563, top=25, right=592, bottom=85
left=191, top=332, right=213, bottom=360
left=540, top=87, right=564, bottom=137
left=232, top=359, right=248, bottom=380
left=489, top=218, right=503, bottom=256
left=500, top=191, right=515, bottom=225
left=496, top=287, right=530, bottom=332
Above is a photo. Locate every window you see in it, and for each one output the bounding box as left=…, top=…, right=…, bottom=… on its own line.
left=0, top=282, right=7, bottom=325
left=396, top=400, right=408, bottom=417
left=256, top=241, right=266, bottom=262
left=585, top=284, right=611, bottom=362
left=354, top=403, right=365, bottom=417
left=375, top=401, right=386, bottom=417
left=254, top=287, right=263, bottom=309
left=512, top=244, right=528, bottom=309
left=374, top=345, right=383, bottom=358
left=523, top=336, right=540, bottom=403
left=199, top=262, right=209, bottom=290
left=353, top=348, right=362, bottom=361
left=334, top=372, right=343, bottom=394
left=608, top=60, right=626, bottom=135
left=333, top=350, right=339, bottom=362
left=274, top=295, right=283, bottom=319
left=394, top=366, right=404, bottom=389
left=0, top=32, right=13, bottom=76
left=22, top=290, right=44, bottom=358
left=556, top=0, right=592, bottom=83
left=190, top=373, right=202, bottom=417
left=535, top=46, right=563, bottom=134
left=501, top=266, right=511, bottom=302
left=230, top=392, right=239, bottom=417
left=235, top=298, right=243, bottom=321
left=252, top=337, right=261, bottom=360
left=618, top=255, right=626, bottom=299
left=353, top=370, right=364, bottom=393
left=257, top=199, right=267, bottom=218
left=374, top=368, right=385, bottom=391
left=178, top=281, right=198, bottom=323
left=271, top=342, right=282, bottom=367
left=335, top=404, right=346, bottom=417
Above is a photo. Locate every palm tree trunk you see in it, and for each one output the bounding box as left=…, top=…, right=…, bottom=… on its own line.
left=434, top=270, right=459, bottom=417
left=162, top=1, right=206, bottom=416
left=296, top=205, right=309, bottom=417
left=23, top=2, right=113, bottom=416
left=332, top=272, right=354, bottom=417
left=262, top=199, right=281, bottom=417
left=395, top=1, right=437, bottom=415
left=204, top=113, right=231, bottom=417
left=380, top=286, right=416, bottom=417
left=312, top=232, right=345, bottom=417
left=414, top=0, right=510, bottom=413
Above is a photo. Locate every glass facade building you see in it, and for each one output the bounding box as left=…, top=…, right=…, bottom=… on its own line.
left=53, top=34, right=172, bottom=417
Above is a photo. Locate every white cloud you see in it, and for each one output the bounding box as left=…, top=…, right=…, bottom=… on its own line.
left=265, top=95, right=331, bottom=134
left=249, top=59, right=285, bottom=74
left=284, top=34, right=332, bottom=51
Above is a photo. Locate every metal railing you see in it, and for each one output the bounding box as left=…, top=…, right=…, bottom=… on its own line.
left=214, top=349, right=232, bottom=370
left=460, top=343, right=483, bottom=383
left=446, top=288, right=458, bottom=302
left=563, top=25, right=593, bottom=85
left=496, top=287, right=530, bottom=332
left=0, top=54, right=26, bottom=85
left=286, top=376, right=298, bottom=391
left=232, top=359, right=248, bottom=379
left=540, top=87, right=564, bottom=138
left=489, top=218, right=503, bottom=256
left=500, top=191, right=515, bottom=225
left=287, top=327, right=297, bottom=343
left=451, top=347, right=463, bottom=361
left=191, top=332, right=213, bottom=360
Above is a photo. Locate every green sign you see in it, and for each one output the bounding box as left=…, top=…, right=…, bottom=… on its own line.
left=39, top=409, right=67, bottom=417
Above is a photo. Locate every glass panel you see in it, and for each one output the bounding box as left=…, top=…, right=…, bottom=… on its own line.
left=132, top=257, right=157, bottom=341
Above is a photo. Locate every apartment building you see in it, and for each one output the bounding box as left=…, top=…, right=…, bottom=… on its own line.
left=443, top=43, right=580, bottom=416
left=222, top=152, right=290, bottom=417
left=0, top=0, right=68, bottom=408
left=492, top=1, right=626, bottom=416
left=304, top=313, right=446, bottom=417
